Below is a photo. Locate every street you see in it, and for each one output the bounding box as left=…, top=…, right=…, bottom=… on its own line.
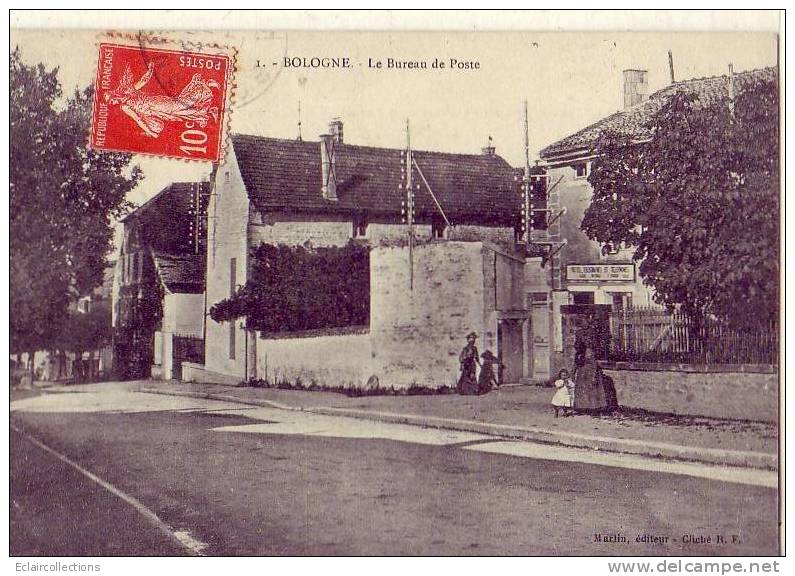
left=10, top=385, right=779, bottom=556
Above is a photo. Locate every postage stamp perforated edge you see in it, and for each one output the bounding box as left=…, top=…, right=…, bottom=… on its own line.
left=89, top=30, right=239, bottom=164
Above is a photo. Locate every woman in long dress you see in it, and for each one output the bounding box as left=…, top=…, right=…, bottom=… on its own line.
left=573, top=347, right=608, bottom=411
left=457, top=332, right=480, bottom=395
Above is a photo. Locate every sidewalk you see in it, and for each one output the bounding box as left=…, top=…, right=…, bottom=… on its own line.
left=136, top=380, right=778, bottom=470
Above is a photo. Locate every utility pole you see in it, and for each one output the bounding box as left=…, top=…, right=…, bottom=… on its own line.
left=406, top=118, right=414, bottom=291
left=297, top=100, right=303, bottom=141
left=668, top=50, right=676, bottom=84
left=523, top=100, right=531, bottom=244
left=194, top=182, right=200, bottom=255
left=727, top=63, right=736, bottom=120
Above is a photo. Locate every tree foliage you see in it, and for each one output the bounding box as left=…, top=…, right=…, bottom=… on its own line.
left=582, top=77, right=779, bottom=327
left=210, top=242, right=370, bottom=333
left=10, top=48, right=142, bottom=355
left=58, top=306, right=112, bottom=355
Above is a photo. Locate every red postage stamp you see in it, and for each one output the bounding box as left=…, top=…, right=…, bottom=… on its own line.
left=90, top=41, right=233, bottom=162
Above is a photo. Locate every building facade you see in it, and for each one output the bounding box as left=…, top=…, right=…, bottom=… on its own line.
left=538, top=66, right=777, bottom=376
left=193, top=121, right=537, bottom=388
left=112, top=181, right=209, bottom=379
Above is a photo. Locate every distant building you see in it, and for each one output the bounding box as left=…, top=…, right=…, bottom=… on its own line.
left=538, top=66, right=777, bottom=375
left=189, top=121, right=536, bottom=388
left=112, top=181, right=210, bottom=379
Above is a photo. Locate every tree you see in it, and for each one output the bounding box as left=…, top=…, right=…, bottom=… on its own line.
left=10, top=49, right=142, bottom=365
left=582, top=76, right=779, bottom=327
left=210, top=242, right=370, bottom=333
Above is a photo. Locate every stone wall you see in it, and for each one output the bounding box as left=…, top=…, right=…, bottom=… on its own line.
left=250, top=211, right=353, bottom=247
left=161, top=293, right=204, bottom=336
left=370, top=242, right=487, bottom=388
left=248, top=210, right=514, bottom=249
left=602, top=362, right=779, bottom=423
left=256, top=329, right=372, bottom=388
left=245, top=241, right=525, bottom=391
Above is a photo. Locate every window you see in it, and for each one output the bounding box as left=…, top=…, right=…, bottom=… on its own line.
left=432, top=217, right=446, bottom=239
left=573, top=162, right=589, bottom=178
left=609, top=292, right=632, bottom=311
left=229, top=258, right=237, bottom=360
left=572, top=291, right=595, bottom=305
left=133, top=253, right=140, bottom=282
left=530, top=292, right=549, bottom=305
left=352, top=214, right=368, bottom=238
left=603, top=241, right=620, bottom=255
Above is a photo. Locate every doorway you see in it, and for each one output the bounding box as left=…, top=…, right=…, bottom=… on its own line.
left=530, top=292, right=550, bottom=382
left=497, top=319, right=524, bottom=384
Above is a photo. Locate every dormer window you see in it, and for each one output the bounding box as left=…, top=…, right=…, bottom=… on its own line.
left=352, top=214, right=368, bottom=238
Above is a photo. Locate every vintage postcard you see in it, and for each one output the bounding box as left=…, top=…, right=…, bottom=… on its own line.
left=8, top=10, right=783, bottom=563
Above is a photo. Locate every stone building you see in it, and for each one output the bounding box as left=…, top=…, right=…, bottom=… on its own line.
left=188, top=121, right=536, bottom=388
left=112, top=181, right=209, bottom=379
left=538, top=66, right=777, bottom=376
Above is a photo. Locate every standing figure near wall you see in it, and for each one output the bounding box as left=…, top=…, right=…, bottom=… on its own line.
left=457, top=332, right=480, bottom=395
left=477, top=350, right=501, bottom=394
left=573, top=347, right=618, bottom=411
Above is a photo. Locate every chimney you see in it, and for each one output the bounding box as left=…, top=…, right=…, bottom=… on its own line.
left=481, top=135, right=496, bottom=156
left=320, top=133, right=337, bottom=201
left=328, top=118, right=343, bottom=143
left=623, top=69, right=648, bottom=109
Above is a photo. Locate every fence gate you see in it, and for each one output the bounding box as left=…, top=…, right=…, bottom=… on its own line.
left=172, top=336, right=204, bottom=380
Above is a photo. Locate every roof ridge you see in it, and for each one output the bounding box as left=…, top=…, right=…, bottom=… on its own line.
left=541, top=65, right=776, bottom=158
left=649, top=66, right=777, bottom=99
left=232, top=132, right=511, bottom=163
left=122, top=181, right=208, bottom=222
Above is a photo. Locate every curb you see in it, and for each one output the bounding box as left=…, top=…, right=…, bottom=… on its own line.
left=139, top=387, right=778, bottom=471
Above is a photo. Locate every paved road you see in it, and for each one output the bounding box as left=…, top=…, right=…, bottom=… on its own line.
left=10, top=386, right=779, bottom=556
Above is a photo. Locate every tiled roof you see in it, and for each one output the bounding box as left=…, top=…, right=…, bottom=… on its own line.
left=540, top=67, right=777, bottom=159
left=231, top=134, right=522, bottom=226
left=123, top=182, right=211, bottom=256
left=122, top=182, right=211, bottom=223
left=153, top=252, right=205, bottom=294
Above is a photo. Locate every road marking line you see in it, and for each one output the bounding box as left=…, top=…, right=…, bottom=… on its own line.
left=10, top=423, right=205, bottom=556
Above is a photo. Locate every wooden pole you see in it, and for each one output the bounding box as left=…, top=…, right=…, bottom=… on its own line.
left=406, top=118, right=414, bottom=291
left=668, top=50, right=675, bottom=83
left=194, top=182, right=200, bottom=255
left=727, top=63, right=736, bottom=120
left=524, top=103, right=531, bottom=243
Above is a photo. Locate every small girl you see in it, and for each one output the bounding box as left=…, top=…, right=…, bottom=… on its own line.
left=478, top=350, right=501, bottom=394
left=551, top=368, right=575, bottom=418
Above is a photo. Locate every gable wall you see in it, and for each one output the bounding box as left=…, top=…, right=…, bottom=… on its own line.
left=204, top=144, right=250, bottom=380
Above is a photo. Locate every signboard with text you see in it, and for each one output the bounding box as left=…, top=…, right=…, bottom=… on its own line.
left=566, top=263, right=635, bottom=283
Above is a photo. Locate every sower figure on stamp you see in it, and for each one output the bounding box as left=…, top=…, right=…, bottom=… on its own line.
left=105, top=63, right=220, bottom=138
left=457, top=332, right=480, bottom=395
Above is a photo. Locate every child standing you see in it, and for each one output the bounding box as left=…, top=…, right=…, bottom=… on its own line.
left=551, top=368, right=575, bottom=418
left=477, top=350, right=501, bottom=394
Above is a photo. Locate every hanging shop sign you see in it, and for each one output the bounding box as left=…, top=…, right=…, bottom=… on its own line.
left=566, top=263, right=635, bottom=282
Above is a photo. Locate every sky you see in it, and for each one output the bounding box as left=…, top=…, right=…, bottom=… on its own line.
left=11, top=28, right=778, bottom=215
